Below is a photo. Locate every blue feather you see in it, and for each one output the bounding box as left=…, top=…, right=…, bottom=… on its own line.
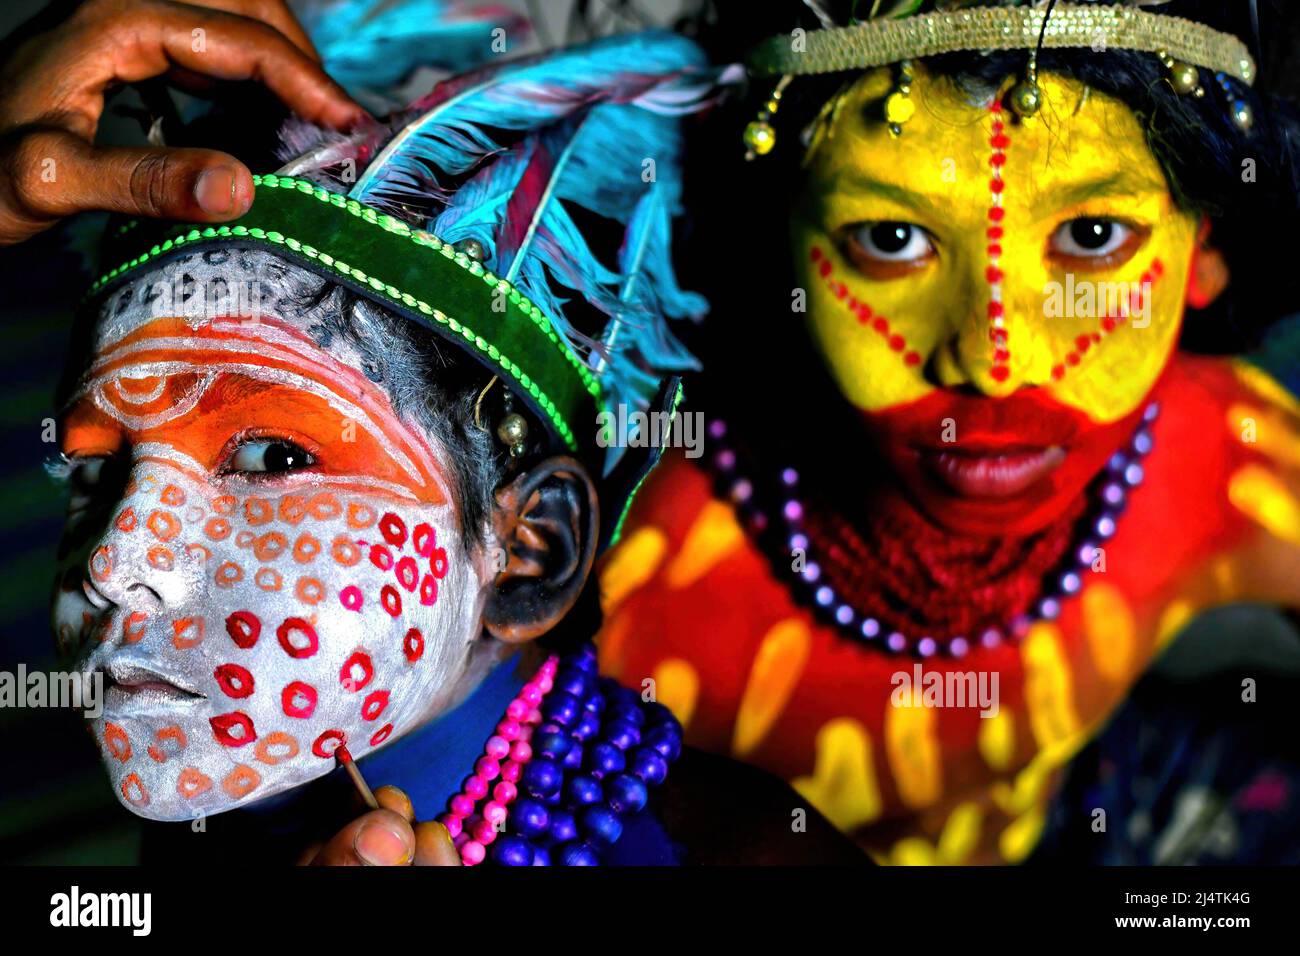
left=293, top=0, right=528, bottom=97
left=350, top=30, right=713, bottom=207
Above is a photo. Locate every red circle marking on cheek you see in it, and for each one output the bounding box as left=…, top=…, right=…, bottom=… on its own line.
left=380, top=585, right=402, bottom=617
left=210, top=711, right=257, bottom=747
left=340, top=651, right=374, bottom=692
left=312, top=729, right=347, bottom=758
left=379, top=513, right=408, bottom=548
left=362, top=690, right=390, bottom=721
left=176, top=767, right=212, bottom=799
left=214, top=663, right=255, bottom=698
left=120, top=773, right=150, bottom=808
left=419, top=574, right=438, bottom=606
left=104, top=722, right=131, bottom=762
left=276, top=617, right=319, bottom=658
left=404, top=627, right=424, bottom=663
left=429, top=548, right=448, bottom=579
left=412, top=523, right=435, bottom=557
left=395, top=556, right=419, bottom=591
left=370, top=724, right=393, bottom=747
left=339, top=585, right=364, bottom=612
left=369, top=545, right=393, bottom=571
left=282, top=681, right=318, bottom=718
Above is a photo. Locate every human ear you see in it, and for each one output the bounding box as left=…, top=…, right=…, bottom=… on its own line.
left=482, top=456, right=598, bottom=643
left=1186, top=217, right=1230, bottom=309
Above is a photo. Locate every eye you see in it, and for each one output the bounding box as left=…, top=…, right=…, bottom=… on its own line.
left=1048, top=218, right=1146, bottom=269
left=842, top=221, right=936, bottom=278
left=69, top=457, right=106, bottom=495
left=227, top=438, right=317, bottom=476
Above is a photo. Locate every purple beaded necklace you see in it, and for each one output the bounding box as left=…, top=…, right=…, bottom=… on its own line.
left=439, top=642, right=684, bottom=865
left=704, top=402, right=1159, bottom=659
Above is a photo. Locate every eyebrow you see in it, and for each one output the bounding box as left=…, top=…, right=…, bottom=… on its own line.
left=825, top=172, right=944, bottom=217
left=828, top=168, right=1165, bottom=218
left=1047, top=172, right=1166, bottom=208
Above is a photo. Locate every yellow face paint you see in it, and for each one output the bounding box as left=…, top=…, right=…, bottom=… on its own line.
left=792, top=66, right=1199, bottom=422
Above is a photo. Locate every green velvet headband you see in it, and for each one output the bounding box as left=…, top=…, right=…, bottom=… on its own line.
left=82, top=173, right=682, bottom=549
left=87, top=174, right=601, bottom=454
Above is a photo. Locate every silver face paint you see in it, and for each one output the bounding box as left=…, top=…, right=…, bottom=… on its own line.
left=54, top=251, right=495, bottom=822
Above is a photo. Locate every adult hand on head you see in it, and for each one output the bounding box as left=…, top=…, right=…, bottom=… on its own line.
left=300, top=785, right=462, bottom=866
left=0, top=0, right=367, bottom=245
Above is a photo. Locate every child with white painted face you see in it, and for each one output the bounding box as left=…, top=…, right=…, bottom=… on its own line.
left=52, top=31, right=868, bottom=867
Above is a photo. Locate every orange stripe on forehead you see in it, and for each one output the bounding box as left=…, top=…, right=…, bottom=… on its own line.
left=76, top=317, right=453, bottom=506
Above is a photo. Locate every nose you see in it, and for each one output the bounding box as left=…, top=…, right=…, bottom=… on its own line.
left=84, top=461, right=205, bottom=614
left=929, top=264, right=1056, bottom=397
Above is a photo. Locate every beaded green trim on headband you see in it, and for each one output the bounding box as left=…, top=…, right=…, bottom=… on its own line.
left=87, top=174, right=607, bottom=453
left=747, top=3, right=1256, bottom=84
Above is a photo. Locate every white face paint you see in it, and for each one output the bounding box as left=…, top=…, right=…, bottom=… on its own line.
left=54, top=251, right=491, bottom=822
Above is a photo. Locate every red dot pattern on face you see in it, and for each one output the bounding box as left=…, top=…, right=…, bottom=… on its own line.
left=339, top=585, right=364, bottom=611
left=147, top=725, right=187, bottom=763
left=295, top=577, right=324, bottom=604
left=429, top=548, right=448, bottom=579
left=412, top=523, right=435, bottom=557
left=214, top=662, right=255, bottom=698
left=282, top=681, right=318, bottom=719
left=171, top=616, right=204, bottom=649
left=147, top=510, right=181, bottom=541
left=279, top=495, right=308, bottom=524
left=308, top=492, right=341, bottom=521
left=404, top=627, right=424, bottom=663
left=347, top=502, right=377, bottom=529
left=176, top=767, right=212, bottom=799
left=222, top=764, right=261, bottom=798
left=380, top=585, right=402, bottom=617
left=210, top=710, right=257, bottom=747
left=1049, top=259, right=1165, bottom=382
left=73, top=459, right=457, bottom=806
left=293, top=534, right=321, bottom=563
left=811, top=247, right=923, bottom=368
left=312, top=729, right=346, bottom=758
left=380, top=513, right=407, bottom=547
left=245, top=497, right=274, bottom=525
left=116, top=508, right=137, bottom=532
left=123, top=610, right=147, bottom=644
left=987, top=99, right=1012, bottom=383
left=362, top=690, right=390, bottom=721
left=277, top=617, right=319, bottom=658
left=255, top=568, right=282, bottom=591
left=104, top=722, right=131, bottom=762
left=340, top=651, right=374, bottom=692
left=226, top=610, right=261, bottom=648
left=255, top=731, right=300, bottom=766
left=419, top=574, right=439, bottom=606
left=121, top=773, right=150, bottom=808
left=90, top=546, right=113, bottom=582
left=395, top=557, right=419, bottom=591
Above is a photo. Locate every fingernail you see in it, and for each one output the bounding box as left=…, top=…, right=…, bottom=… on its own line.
left=194, top=167, right=236, bottom=215
left=430, top=820, right=455, bottom=850
left=355, top=820, right=411, bottom=866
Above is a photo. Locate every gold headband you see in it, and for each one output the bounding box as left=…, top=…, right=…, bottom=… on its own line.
left=747, top=3, right=1255, bottom=85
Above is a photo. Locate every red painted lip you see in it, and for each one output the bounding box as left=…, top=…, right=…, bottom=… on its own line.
left=921, top=445, right=1067, bottom=499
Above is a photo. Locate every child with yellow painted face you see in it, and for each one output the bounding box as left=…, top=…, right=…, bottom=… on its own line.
left=598, top=1, right=1300, bottom=864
